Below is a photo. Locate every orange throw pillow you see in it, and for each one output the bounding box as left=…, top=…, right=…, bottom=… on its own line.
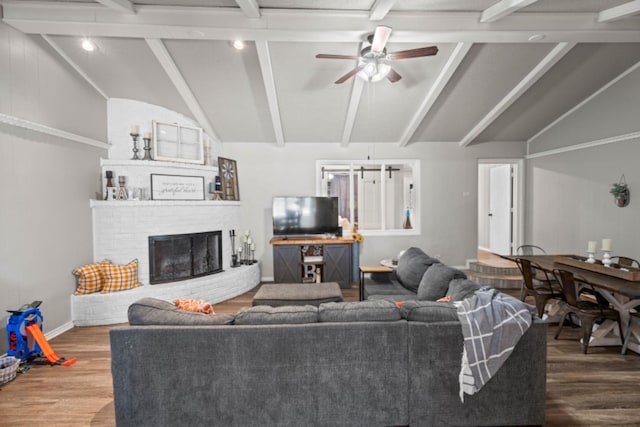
left=100, top=259, right=142, bottom=293
left=73, top=263, right=104, bottom=295
left=175, top=298, right=215, bottom=315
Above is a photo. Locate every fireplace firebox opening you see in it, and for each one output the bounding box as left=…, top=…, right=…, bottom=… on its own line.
left=148, top=231, right=223, bottom=284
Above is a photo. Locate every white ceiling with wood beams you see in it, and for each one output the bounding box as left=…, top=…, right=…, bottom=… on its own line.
left=2, top=0, right=640, bottom=147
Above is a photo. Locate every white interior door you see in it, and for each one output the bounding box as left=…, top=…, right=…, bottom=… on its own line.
left=489, top=164, right=512, bottom=255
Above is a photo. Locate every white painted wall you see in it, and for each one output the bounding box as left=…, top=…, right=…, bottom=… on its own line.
left=0, top=21, right=108, bottom=353
left=222, top=141, right=526, bottom=279
left=526, top=66, right=640, bottom=258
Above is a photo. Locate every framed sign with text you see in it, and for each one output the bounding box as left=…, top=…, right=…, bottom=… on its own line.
left=151, top=174, right=205, bottom=201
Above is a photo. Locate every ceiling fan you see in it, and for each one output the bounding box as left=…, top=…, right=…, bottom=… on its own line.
left=315, top=25, right=438, bottom=84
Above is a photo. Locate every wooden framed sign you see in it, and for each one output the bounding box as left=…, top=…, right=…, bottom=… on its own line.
left=151, top=174, right=205, bottom=201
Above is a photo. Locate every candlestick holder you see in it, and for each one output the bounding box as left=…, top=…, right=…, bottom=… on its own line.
left=142, top=137, right=153, bottom=160
left=130, top=132, right=141, bottom=160
left=586, top=252, right=596, bottom=264
left=602, top=251, right=612, bottom=267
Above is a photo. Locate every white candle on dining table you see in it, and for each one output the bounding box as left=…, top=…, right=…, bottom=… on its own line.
left=587, top=241, right=597, bottom=253
left=602, top=238, right=613, bottom=251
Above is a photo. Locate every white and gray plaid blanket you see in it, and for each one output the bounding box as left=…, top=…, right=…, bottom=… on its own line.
left=455, top=286, right=535, bottom=402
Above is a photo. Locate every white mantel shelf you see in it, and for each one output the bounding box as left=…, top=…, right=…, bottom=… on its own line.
left=90, top=199, right=240, bottom=208
left=101, top=158, right=218, bottom=172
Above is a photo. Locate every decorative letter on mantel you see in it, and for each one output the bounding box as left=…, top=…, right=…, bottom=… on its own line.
left=151, top=174, right=205, bottom=201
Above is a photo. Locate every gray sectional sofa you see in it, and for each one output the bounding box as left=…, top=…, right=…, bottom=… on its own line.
left=110, top=284, right=547, bottom=426
left=364, top=247, right=472, bottom=302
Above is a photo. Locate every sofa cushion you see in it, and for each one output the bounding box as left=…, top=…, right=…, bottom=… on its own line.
left=364, top=282, right=417, bottom=297
left=128, top=297, right=234, bottom=326
left=447, top=278, right=481, bottom=301
left=395, top=247, right=440, bottom=292
left=234, top=305, right=318, bottom=325
left=318, top=300, right=401, bottom=322
left=400, top=300, right=459, bottom=322
left=367, top=294, right=418, bottom=303
left=417, top=263, right=467, bottom=301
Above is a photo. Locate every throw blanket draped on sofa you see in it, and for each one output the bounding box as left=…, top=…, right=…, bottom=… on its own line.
left=455, top=286, right=535, bottom=401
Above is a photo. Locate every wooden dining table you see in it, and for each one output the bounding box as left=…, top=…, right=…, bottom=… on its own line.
left=506, top=254, right=640, bottom=354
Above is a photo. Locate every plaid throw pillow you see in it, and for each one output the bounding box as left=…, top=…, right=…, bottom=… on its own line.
left=72, top=263, right=103, bottom=295
left=174, top=299, right=216, bottom=315
left=100, top=259, right=142, bottom=293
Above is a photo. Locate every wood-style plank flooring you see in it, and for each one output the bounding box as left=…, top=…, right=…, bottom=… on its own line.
left=1, top=284, right=639, bottom=426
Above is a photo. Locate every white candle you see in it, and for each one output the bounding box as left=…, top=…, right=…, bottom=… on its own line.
left=143, top=131, right=151, bottom=139
left=602, top=238, right=613, bottom=251
left=238, top=246, right=243, bottom=253
left=251, top=243, right=255, bottom=250
left=247, top=237, right=252, bottom=244
left=587, top=241, right=597, bottom=253
left=130, top=125, right=139, bottom=134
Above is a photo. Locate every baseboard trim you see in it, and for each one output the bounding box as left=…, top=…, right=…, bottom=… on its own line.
left=46, top=321, right=74, bottom=341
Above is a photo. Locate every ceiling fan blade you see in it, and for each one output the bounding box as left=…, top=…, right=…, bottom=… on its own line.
left=387, top=46, right=439, bottom=60
left=335, top=65, right=365, bottom=84
left=316, top=53, right=359, bottom=60
left=371, top=25, right=392, bottom=54
left=386, top=68, right=402, bottom=83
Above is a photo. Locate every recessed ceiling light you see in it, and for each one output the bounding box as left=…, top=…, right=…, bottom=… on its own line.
left=81, top=38, right=96, bottom=52
left=231, top=40, right=245, bottom=50
left=528, top=34, right=545, bottom=42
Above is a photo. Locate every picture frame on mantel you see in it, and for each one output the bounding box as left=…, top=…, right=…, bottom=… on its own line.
left=218, top=157, right=240, bottom=201
left=152, top=120, right=204, bottom=165
left=151, top=174, right=205, bottom=201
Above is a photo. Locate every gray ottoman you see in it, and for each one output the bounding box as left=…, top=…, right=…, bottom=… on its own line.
left=252, top=282, right=343, bottom=307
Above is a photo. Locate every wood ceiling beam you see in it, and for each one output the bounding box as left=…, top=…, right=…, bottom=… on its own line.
left=95, top=0, right=136, bottom=15
left=41, top=35, right=109, bottom=100
left=398, top=42, right=472, bottom=147
left=3, top=5, right=640, bottom=43
left=480, top=0, right=540, bottom=23
left=234, top=0, right=261, bottom=19
left=459, top=42, right=575, bottom=147
left=255, top=41, right=285, bottom=146
left=369, top=0, right=397, bottom=21
left=340, top=41, right=365, bottom=147
left=598, top=1, right=640, bottom=23
left=145, top=38, right=220, bottom=143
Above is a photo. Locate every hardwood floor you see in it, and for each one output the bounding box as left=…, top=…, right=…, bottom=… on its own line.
left=1, top=284, right=639, bottom=426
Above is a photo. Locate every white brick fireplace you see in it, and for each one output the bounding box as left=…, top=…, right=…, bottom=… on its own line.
left=71, top=159, right=260, bottom=326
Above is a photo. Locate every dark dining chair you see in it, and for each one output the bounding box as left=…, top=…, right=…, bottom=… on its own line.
left=516, top=245, right=553, bottom=300
left=611, top=256, right=640, bottom=268
left=515, top=257, right=563, bottom=318
left=553, top=269, right=623, bottom=354
left=516, top=245, right=546, bottom=256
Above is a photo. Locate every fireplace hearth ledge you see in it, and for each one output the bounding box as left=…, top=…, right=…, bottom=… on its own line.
left=70, top=263, right=260, bottom=326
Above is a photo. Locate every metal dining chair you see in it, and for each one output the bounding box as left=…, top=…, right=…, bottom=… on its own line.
left=515, top=257, right=563, bottom=318
left=516, top=245, right=553, bottom=301
left=553, top=269, right=623, bottom=354
left=611, top=256, right=640, bottom=269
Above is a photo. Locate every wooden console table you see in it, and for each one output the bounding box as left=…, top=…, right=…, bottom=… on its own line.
left=270, top=237, right=354, bottom=289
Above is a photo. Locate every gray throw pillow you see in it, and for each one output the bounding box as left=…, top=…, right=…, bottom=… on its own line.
left=446, top=278, right=481, bottom=301
left=234, top=305, right=318, bottom=325
left=395, top=247, right=440, bottom=293
left=128, top=297, right=234, bottom=326
left=416, top=263, right=467, bottom=301
left=400, top=300, right=459, bottom=322
left=318, top=300, right=401, bottom=322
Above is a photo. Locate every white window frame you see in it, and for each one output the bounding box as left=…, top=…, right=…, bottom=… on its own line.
left=316, top=159, right=420, bottom=236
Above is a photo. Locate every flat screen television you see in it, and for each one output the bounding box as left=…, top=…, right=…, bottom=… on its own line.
left=272, top=196, right=339, bottom=237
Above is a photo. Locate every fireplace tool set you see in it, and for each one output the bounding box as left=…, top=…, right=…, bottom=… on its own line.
left=230, top=229, right=256, bottom=267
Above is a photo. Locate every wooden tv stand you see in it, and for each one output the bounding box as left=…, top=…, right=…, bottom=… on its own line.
left=270, top=237, right=354, bottom=289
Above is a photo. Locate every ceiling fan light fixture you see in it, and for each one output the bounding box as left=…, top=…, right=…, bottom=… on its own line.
left=357, top=58, right=390, bottom=83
